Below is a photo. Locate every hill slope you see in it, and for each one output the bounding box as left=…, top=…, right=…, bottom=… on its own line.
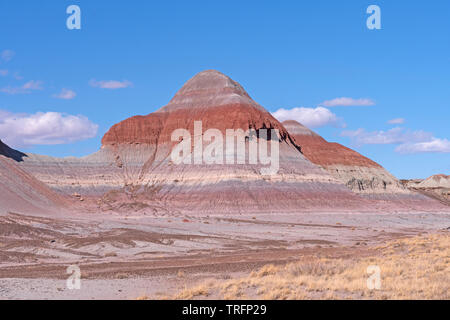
left=0, top=141, right=66, bottom=214
left=19, top=71, right=368, bottom=214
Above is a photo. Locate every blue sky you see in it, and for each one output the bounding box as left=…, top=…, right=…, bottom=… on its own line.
left=0, top=0, right=449, bottom=179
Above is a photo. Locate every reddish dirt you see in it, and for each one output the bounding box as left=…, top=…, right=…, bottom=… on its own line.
left=282, top=120, right=380, bottom=168
left=102, top=70, right=297, bottom=149
left=102, top=104, right=294, bottom=147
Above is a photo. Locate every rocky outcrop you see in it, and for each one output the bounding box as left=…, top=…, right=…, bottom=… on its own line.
left=0, top=140, right=67, bottom=214
left=0, top=139, right=27, bottom=162
left=417, top=174, right=450, bottom=189
left=15, top=71, right=448, bottom=213
left=19, top=70, right=369, bottom=214
left=282, top=120, right=407, bottom=194
left=401, top=175, right=450, bottom=205
left=281, top=120, right=450, bottom=211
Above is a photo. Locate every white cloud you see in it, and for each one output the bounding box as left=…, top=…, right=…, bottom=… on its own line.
left=89, top=79, right=133, bottom=89
left=341, top=127, right=450, bottom=154
left=396, top=139, right=450, bottom=154
left=0, top=110, right=98, bottom=148
left=22, top=80, right=43, bottom=90
left=53, top=88, right=76, bottom=100
left=1, top=50, right=15, bottom=62
left=1, top=80, right=43, bottom=95
left=387, top=118, right=405, bottom=124
left=0, top=69, right=8, bottom=76
left=272, top=106, right=344, bottom=128
left=321, top=97, right=375, bottom=107
left=341, top=127, right=432, bottom=145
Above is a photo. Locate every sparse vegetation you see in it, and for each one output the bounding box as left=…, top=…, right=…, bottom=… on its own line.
left=161, top=233, right=449, bottom=300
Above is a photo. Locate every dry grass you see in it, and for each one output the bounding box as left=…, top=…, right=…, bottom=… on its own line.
left=173, top=282, right=213, bottom=299
left=166, top=232, right=449, bottom=300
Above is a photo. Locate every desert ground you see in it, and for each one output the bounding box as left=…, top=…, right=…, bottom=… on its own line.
left=0, top=209, right=448, bottom=300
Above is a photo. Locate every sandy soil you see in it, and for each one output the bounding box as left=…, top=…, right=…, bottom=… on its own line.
left=0, top=210, right=448, bottom=299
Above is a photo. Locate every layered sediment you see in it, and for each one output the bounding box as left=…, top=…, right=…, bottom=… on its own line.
left=18, top=71, right=368, bottom=214
left=401, top=175, right=450, bottom=205
left=12, top=71, right=448, bottom=214
left=282, top=120, right=406, bottom=194
left=0, top=140, right=67, bottom=214
left=281, top=120, right=448, bottom=210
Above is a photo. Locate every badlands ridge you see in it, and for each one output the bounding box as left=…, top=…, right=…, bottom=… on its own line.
left=1, top=70, right=448, bottom=214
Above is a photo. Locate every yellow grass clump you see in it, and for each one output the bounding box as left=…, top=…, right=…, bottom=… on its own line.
left=168, top=232, right=449, bottom=300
